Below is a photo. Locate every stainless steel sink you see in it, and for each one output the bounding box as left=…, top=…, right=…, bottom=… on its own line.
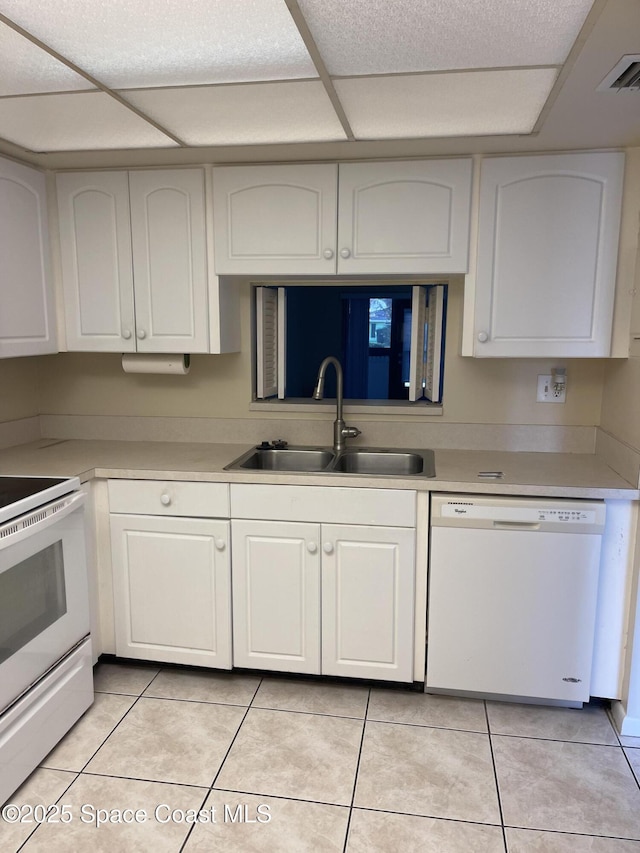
left=332, top=448, right=435, bottom=477
left=226, top=446, right=335, bottom=472
left=225, top=445, right=435, bottom=477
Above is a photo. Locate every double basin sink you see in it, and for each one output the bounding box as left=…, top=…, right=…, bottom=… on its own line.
left=225, top=445, right=436, bottom=478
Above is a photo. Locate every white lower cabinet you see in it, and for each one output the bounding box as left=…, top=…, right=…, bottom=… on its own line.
left=321, top=524, right=415, bottom=682
left=231, top=506, right=416, bottom=683
left=109, top=480, right=232, bottom=668
left=231, top=520, right=321, bottom=674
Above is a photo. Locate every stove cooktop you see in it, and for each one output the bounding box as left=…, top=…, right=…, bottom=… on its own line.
left=0, top=476, right=80, bottom=524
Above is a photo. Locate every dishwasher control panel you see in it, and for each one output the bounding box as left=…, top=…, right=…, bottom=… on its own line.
left=432, top=495, right=606, bottom=534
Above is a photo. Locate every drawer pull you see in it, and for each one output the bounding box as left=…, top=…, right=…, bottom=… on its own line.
left=323, top=542, right=334, bottom=554
left=307, top=541, right=318, bottom=553
left=160, top=493, right=172, bottom=506
left=215, top=539, right=226, bottom=551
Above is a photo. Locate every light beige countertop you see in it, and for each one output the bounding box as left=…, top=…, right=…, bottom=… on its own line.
left=0, top=439, right=637, bottom=500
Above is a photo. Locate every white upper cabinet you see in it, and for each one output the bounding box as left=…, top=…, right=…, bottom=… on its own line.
left=0, top=157, right=57, bottom=357
left=57, top=171, right=135, bottom=352
left=57, top=168, right=232, bottom=354
left=129, top=170, right=209, bottom=353
left=468, top=152, right=625, bottom=357
left=337, top=160, right=472, bottom=274
left=213, top=164, right=338, bottom=275
left=212, top=159, right=472, bottom=276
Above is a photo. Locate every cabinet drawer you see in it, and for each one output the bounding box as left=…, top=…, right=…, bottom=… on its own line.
left=108, top=479, right=230, bottom=518
left=230, top=484, right=416, bottom=527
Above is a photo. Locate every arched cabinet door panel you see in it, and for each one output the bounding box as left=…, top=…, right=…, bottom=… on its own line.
left=0, top=158, right=57, bottom=357
left=57, top=171, right=135, bottom=352
left=337, top=159, right=472, bottom=274
left=213, top=164, right=339, bottom=275
left=471, top=152, right=624, bottom=358
left=129, top=170, right=209, bottom=354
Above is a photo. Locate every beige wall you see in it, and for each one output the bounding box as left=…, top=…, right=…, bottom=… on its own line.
left=37, top=280, right=605, bottom=427
left=0, top=357, right=41, bottom=423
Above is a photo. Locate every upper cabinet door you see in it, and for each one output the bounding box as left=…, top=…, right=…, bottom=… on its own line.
left=212, top=164, right=339, bottom=275
left=472, top=152, right=625, bottom=357
left=0, top=158, right=57, bottom=357
left=129, top=169, right=209, bottom=353
left=57, top=171, right=135, bottom=352
left=337, top=159, right=473, bottom=274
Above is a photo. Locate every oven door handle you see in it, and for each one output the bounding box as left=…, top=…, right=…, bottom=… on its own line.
left=0, top=491, right=86, bottom=551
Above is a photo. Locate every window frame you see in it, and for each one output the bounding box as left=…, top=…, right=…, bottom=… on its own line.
left=252, top=278, right=447, bottom=409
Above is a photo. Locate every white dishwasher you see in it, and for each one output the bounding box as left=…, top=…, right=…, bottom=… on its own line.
left=426, top=494, right=606, bottom=705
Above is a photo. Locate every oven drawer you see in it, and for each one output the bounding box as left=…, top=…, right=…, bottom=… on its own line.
left=108, top=479, right=230, bottom=518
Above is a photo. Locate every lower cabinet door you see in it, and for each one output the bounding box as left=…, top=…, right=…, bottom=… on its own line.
left=321, top=524, right=415, bottom=682
left=231, top=519, right=321, bottom=673
left=110, top=514, right=232, bottom=668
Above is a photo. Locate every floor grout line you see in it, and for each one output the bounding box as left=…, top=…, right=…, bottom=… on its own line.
left=342, top=688, right=371, bottom=853
left=485, top=701, right=509, bottom=853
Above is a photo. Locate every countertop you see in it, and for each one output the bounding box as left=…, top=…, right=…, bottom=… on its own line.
left=0, top=438, right=637, bottom=500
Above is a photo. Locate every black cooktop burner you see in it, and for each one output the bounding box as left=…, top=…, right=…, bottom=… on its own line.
left=0, top=476, right=68, bottom=511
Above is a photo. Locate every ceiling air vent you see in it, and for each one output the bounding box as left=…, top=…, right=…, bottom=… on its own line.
left=597, top=55, right=640, bottom=92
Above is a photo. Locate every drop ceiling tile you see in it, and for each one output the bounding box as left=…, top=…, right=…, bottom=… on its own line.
left=0, top=91, right=178, bottom=151
left=0, top=0, right=317, bottom=88
left=121, top=82, right=347, bottom=145
left=298, top=0, right=594, bottom=75
left=0, top=23, right=93, bottom=96
left=334, top=69, right=559, bottom=139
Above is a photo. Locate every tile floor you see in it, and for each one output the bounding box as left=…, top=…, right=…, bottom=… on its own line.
left=2, top=663, right=640, bottom=852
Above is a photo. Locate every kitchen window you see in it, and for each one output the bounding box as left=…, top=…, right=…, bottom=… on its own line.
left=254, top=283, right=447, bottom=405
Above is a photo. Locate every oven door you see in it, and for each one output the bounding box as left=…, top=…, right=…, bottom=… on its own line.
left=0, top=491, right=90, bottom=713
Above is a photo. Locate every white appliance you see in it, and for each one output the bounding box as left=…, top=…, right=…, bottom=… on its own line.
left=0, top=476, right=93, bottom=806
left=426, top=493, right=606, bottom=705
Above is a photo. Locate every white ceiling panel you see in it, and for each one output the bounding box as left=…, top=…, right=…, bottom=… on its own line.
left=0, top=23, right=93, bottom=96
left=298, top=0, right=594, bottom=75
left=0, top=92, right=178, bottom=151
left=334, top=69, right=559, bottom=139
left=121, top=82, right=347, bottom=145
left=0, top=0, right=317, bottom=88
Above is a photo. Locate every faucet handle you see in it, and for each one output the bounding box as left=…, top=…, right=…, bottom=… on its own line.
left=342, top=426, right=361, bottom=439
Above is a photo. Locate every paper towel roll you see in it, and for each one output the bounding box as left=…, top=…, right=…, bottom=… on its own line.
left=122, top=354, right=191, bottom=375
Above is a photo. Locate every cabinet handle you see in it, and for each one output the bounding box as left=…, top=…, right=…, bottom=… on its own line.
left=477, top=331, right=489, bottom=343
left=323, top=542, right=334, bottom=554
left=323, top=249, right=334, bottom=260
left=307, top=541, right=318, bottom=553
left=122, top=329, right=132, bottom=340
left=160, top=493, right=171, bottom=506
left=137, top=329, right=147, bottom=339
left=215, top=539, right=226, bottom=551
left=339, top=248, right=351, bottom=259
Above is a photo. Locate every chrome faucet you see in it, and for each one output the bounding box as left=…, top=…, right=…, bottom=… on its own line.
left=312, top=356, right=361, bottom=452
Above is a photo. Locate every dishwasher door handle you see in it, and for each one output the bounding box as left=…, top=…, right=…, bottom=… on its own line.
left=492, top=520, right=541, bottom=530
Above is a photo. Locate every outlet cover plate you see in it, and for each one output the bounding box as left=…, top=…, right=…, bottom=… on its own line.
left=537, top=374, right=566, bottom=403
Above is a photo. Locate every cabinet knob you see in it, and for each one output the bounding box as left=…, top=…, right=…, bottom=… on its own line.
left=215, top=539, right=226, bottom=551
left=477, top=331, right=489, bottom=343
left=137, top=329, right=147, bottom=339
left=339, top=248, right=351, bottom=259
left=323, top=249, right=334, bottom=260
left=122, top=329, right=132, bottom=340
left=307, top=541, right=318, bottom=553
left=160, top=493, right=171, bottom=506
left=323, top=542, right=334, bottom=554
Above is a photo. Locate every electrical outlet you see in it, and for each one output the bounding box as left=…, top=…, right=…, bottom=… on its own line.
left=537, top=375, right=566, bottom=403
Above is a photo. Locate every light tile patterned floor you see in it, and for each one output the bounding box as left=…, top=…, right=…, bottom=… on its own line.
left=2, top=663, right=640, bottom=852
